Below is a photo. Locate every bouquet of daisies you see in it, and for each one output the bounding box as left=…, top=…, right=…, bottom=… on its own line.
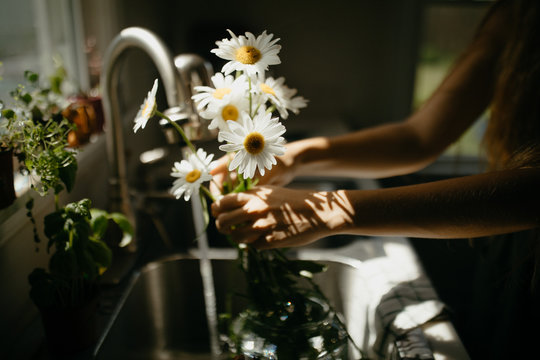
left=133, top=30, right=358, bottom=358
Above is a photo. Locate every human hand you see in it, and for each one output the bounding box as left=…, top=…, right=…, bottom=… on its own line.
left=209, top=150, right=296, bottom=196
left=211, top=186, right=356, bottom=249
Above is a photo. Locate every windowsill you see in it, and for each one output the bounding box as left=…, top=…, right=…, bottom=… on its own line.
left=0, top=134, right=107, bottom=247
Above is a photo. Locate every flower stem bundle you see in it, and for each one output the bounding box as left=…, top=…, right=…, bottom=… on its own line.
left=133, top=29, right=362, bottom=358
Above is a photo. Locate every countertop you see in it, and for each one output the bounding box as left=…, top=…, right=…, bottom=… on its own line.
left=299, top=236, right=471, bottom=360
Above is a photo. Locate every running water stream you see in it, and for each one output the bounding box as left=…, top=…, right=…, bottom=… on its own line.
left=191, top=196, right=221, bottom=358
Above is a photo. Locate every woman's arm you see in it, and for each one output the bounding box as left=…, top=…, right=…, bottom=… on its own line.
left=251, top=2, right=508, bottom=185
left=212, top=167, right=540, bottom=249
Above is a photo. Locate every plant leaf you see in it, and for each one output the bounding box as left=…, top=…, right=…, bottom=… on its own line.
left=87, top=239, right=112, bottom=269
left=58, top=157, right=78, bottom=193
left=109, top=212, right=134, bottom=247
left=1, top=109, right=15, bottom=119
left=90, top=209, right=109, bottom=239
left=24, top=70, right=39, bottom=84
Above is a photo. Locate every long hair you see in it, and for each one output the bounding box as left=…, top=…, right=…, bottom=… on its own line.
left=482, top=0, right=540, bottom=170
left=476, top=0, right=540, bottom=290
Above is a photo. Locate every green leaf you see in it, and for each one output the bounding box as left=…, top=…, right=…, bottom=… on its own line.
left=109, top=212, right=134, bottom=247
left=58, top=158, right=77, bottom=193
left=66, top=198, right=91, bottom=218
left=24, top=70, right=39, bottom=84
left=49, top=75, right=63, bottom=95
left=43, top=210, right=66, bottom=240
left=87, top=239, right=112, bottom=269
left=21, top=93, right=32, bottom=105
left=1, top=109, right=15, bottom=119
left=90, top=209, right=109, bottom=239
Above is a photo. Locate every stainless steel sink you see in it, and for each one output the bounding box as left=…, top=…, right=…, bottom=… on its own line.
left=93, top=250, right=368, bottom=359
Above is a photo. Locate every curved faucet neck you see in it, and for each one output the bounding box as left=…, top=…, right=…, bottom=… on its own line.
left=100, top=27, right=186, bottom=216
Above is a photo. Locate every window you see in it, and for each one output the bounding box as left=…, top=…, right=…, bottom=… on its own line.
left=1, top=0, right=90, bottom=195
left=413, top=1, right=493, bottom=162
left=0, top=0, right=89, bottom=102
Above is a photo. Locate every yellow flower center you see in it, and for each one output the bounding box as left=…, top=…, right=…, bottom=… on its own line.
left=244, top=132, right=265, bottom=155
left=185, top=169, right=201, bottom=183
left=222, top=104, right=239, bottom=121
left=235, top=46, right=262, bottom=65
left=142, top=101, right=154, bottom=117
left=213, top=87, right=231, bottom=99
left=260, top=83, right=276, bottom=96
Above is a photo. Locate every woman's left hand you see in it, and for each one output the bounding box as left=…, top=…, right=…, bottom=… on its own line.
left=211, top=186, right=355, bottom=249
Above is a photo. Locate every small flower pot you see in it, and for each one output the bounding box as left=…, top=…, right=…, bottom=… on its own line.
left=38, top=294, right=99, bottom=358
left=62, top=96, right=105, bottom=147
left=0, top=148, right=16, bottom=209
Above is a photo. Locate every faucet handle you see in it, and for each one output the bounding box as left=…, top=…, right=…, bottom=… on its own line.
left=174, top=54, right=213, bottom=92
left=171, top=53, right=217, bottom=143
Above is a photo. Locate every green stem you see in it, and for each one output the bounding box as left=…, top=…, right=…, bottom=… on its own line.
left=254, top=102, right=262, bottom=115
left=237, top=170, right=247, bottom=192
left=200, top=185, right=216, bottom=202
left=266, top=104, right=276, bottom=114
left=155, top=110, right=196, bottom=153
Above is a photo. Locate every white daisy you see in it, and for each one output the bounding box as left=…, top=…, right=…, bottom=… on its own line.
left=191, top=73, right=248, bottom=111
left=170, top=148, right=217, bottom=201
left=219, top=112, right=286, bottom=179
left=133, top=79, right=158, bottom=133
left=211, top=30, right=281, bottom=77
left=200, top=90, right=249, bottom=134
left=254, top=76, right=308, bottom=119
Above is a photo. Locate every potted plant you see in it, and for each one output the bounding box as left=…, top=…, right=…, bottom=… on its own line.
left=1, top=69, right=133, bottom=357
left=0, top=70, right=77, bottom=199
left=29, top=198, right=132, bottom=357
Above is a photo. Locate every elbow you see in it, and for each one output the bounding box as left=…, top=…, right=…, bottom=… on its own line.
left=390, top=123, right=447, bottom=175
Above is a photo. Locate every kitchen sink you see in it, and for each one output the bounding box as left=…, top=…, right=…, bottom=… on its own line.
left=93, top=250, right=368, bottom=359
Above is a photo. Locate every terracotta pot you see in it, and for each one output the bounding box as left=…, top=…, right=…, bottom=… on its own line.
left=62, top=96, right=105, bottom=148
left=39, top=295, right=99, bottom=358
left=0, top=148, right=16, bottom=209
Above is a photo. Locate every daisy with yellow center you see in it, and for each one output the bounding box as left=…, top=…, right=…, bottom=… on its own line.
left=200, top=90, right=249, bottom=134
left=170, top=148, right=217, bottom=201
left=254, top=76, right=308, bottom=119
left=218, top=112, right=286, bottom=179
left=191, top=73, right=248, bottom=111
left=211, top=30, right=281, bottom=77
left=133, top=79, right=158, bottom=133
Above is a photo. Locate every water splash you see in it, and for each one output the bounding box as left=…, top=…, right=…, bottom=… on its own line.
left=191, top=197, right=221, bottom=358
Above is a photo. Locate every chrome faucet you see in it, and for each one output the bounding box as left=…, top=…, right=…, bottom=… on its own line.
left=100, top=27, right=214, bottom=245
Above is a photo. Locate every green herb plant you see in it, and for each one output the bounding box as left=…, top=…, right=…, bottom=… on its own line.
left=29, top=198, right=133, bottom=308
left=0, top=70, right=77, bottom=197
left=1, top=70, right=133, bottom=309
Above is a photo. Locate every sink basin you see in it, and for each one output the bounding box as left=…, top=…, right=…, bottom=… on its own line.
left=93, top=250, right=368, bottom=359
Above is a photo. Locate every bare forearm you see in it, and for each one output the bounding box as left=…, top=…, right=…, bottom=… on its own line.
left=339, top=168, right=540, bottom=239
left=286, top=121, right=441, bottom=180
